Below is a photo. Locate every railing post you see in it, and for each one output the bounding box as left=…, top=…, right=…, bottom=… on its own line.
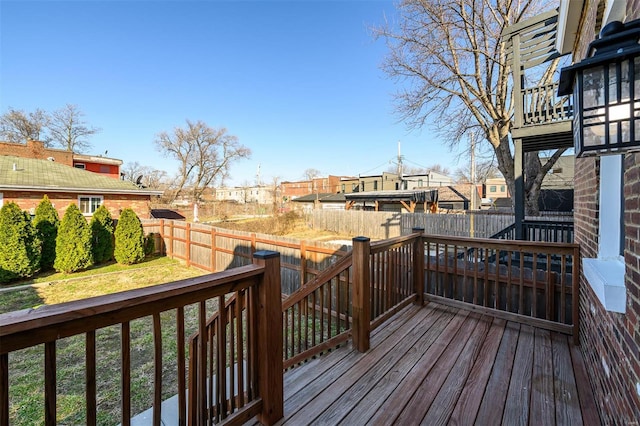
left=352, top=236, right=371, bottom=353
left=572, top=245, right=580, bottom=345
left=253, top=251, right=283, bottom=425
left=412, top=228, right=425, bottom=306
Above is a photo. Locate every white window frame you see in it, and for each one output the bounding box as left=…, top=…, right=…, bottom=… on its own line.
left=78, top=195, right=103, bottom=215
left=583, top=155, right=626, bottom=313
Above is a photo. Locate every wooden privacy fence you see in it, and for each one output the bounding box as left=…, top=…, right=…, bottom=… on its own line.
left=0, top=253, right=284, bottom=426
left=141, top=220, right=348, bottom=295
left=309, top=210, right=573, bottom=240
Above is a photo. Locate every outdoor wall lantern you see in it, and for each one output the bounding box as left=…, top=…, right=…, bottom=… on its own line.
left=558, top=19, right=640, bottom=157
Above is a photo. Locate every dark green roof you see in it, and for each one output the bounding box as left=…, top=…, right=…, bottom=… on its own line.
left=0, top=155, right=162, bottom=195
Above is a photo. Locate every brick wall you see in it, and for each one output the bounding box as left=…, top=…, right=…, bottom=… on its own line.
left=573, top=1, right=640, bottom=422
left=2, top=191, right=152, bottom=219
left=0, top=140, right=74, bottom=165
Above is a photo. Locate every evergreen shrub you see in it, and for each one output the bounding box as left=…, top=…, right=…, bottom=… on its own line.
left=54, top=204, right=93, bottom=273
left=33, top=195, right=59, bottom=270
left=0, top=203, right=42, bottom=283
left=114, top=208, right=145, bottom=265
left=90, top=205, right=115, bottom=264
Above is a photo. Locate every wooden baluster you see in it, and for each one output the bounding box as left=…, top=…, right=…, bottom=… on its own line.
left=176, top=307, right=186, bottom=426
left=1, top=353, right=8, bottom=426
left=86, top=331, right=96, bottom=426
left=44, top=341, right=56, bottom=426
left=121, top=323, right=131, bottom=426
left=153, top=314, right=162, bottom=425
left=197, top=302, right=207, bottom=424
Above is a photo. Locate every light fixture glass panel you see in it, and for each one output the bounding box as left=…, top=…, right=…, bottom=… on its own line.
left=584, top=126, right=605, bottom=146
left=609, top=63, right=619, bottom=103
left=621, top=121, right=630, bottom=143
left=635, top=57, right=640, bottom=101
left=583, top=66, right=605, bottom=108
left=621, top=59, right=631, bottom=102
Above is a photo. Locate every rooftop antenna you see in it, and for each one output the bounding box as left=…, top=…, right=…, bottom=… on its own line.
left=256, top=163, right=261, bottom=186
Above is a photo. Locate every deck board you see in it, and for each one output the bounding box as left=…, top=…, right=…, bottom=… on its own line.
left=269, top=301, right=599, bottom=425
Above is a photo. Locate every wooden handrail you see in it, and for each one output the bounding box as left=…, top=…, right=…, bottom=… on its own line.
left=0, top=255, right=284, bottom=426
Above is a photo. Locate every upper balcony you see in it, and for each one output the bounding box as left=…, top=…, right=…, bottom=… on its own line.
left=502, top=9, right=574, bottom=152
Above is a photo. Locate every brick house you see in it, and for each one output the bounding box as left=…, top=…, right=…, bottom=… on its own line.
left=0, top=140, right=123, bottom=179
left=555, top=1, right=640, bottom=422
left=0, top=155, right=162, bottom=219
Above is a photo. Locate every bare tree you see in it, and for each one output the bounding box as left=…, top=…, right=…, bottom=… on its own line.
left=122, top=161, right=168, bottom=189
left=47, top=104, right=100, bottom=152
left=155, top=120, right=251, bottom=203
left=0, top=107, right=50, bottom=144
left=303, top=168, right=321, bottom=181
left=374, top=0, right=563, bottom=214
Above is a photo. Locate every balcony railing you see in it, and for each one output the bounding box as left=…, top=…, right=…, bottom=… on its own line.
left=522, top=82, right=573, bottom=126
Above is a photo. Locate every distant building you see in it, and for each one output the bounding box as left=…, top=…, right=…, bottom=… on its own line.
left=214, top=185, right=277, bottom=205
left=0, top=140, right=123, bottom=179
left=0, top=155, right=161, bottom=218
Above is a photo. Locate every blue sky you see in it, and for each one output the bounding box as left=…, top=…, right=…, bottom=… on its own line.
left=1, top=0, right=462, bottom=187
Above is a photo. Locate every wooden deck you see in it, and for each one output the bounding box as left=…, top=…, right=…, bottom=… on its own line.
left=268, top=302, right=600, bottom=425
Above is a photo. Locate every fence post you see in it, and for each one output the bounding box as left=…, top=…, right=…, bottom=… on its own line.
left=168, top=221, right=174, bottom=258
left=412, top=228, right=425, bottom=306
left=253, top=251, right=283, bottom=425
left=158, top=219, right=165, bottom=255
left=185, top=222, right=191, bottom=267
left=352, top=236, right=371, bottom=353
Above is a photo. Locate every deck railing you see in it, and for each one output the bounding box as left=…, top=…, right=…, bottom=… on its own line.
left=0, top=252, right=284, bottom=426
left=422, top=234, right=580, bottom=344
left=490, top=219, right=574, bottom=244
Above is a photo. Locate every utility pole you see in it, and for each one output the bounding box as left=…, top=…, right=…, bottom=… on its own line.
left=470, top=132, right=476, bottom=237
left=397, top=141, right=403, bottom=178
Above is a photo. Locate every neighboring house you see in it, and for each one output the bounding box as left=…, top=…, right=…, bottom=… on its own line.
left=215, top=185, right=277, bottom=205
left=280, top=175, right=346, bottom=201
left=483, top=177, right=509, bottom=199
left=0, top=155, right=162, bottom=218
left=357, top=172, right=403, bottom=192
left=0, top=140, right=123, bottom=179
left=291, top=193, right=347, bottom=211
left=423, top=184, right=482, bottom=211
left=402, top=171, right=453, bottom=189
left=344, top=190, right=436, bottom=212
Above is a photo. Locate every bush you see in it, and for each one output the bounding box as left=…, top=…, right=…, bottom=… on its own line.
left=54, top=204, right=93, bottom=273
left=144, top=233, right=156, bottom=256
left=33, top=195, right=59, bottom=271
left=0, top=203, right=42, bottom=283
left=114, top=208, right=145, bottom=265
left=90, top=205, right=115, bottom=264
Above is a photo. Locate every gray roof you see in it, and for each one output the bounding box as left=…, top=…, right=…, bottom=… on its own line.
left=0, top=155, right=162, bottom=195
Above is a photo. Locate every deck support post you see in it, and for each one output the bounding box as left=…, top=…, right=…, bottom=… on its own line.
left=514, top=138, right=525, bottom=240
left=352, top=236, right=371, bottom=353
left=412, top=229, right=425, bottom=306
left=253, top=251, right=284, bottom=425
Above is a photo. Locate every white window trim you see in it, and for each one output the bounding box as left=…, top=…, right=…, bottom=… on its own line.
left=583, top=155, right=626, bottom=313
left=78, top=195, right=104, bottom=216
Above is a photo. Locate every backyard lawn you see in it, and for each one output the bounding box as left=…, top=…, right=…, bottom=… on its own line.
left=1, top=256, right=217, bottom=426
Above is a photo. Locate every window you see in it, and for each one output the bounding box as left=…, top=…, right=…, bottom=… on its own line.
left=360, top=182, right=365, bottom=192
left=583, top=155, right=626, bottom=313
left=500, top=185, right=506, bottom=192
left=100, top=165, right=110, bottom=173
left=74, top=163, right=86, bottom=169
left=489, top=186, right=497, bottom=192
left=418, top=180, right=423, bottom=187
left=341, top=184, right=345, bottom=193
left=78, top=196, right=103, bottom=215
left=373, top=181, right=378, bottom=191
